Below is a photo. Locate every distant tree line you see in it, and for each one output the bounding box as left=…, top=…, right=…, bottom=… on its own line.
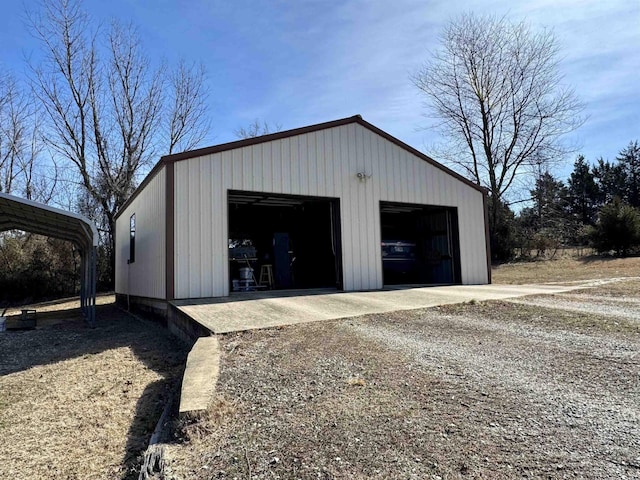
left=0, top=234, right=80, bottom=303
left=494, top=141, right=640, bottom=260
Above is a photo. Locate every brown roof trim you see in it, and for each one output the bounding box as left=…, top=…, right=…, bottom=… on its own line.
left=160, top=115, right=365, bottom=163
left=160, top=114, right=485, bottom=193
left=116, top=114, right=486, bottom=220
left=114, top=160, right=166, bottom=220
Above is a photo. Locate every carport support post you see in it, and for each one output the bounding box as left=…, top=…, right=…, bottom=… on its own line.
left=78, top=246, right=97, bottom=327
left=89, top=246, right=96, bottom=326
left=80, top=249, right=86, bottom=316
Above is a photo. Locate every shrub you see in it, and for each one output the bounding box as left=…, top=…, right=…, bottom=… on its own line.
left=590, top=198, right=640, bottom=256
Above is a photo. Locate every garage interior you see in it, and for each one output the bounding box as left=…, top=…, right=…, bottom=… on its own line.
left=380, top=201, right=461, bottom=286
left=228, top=191, right=342, bottom=292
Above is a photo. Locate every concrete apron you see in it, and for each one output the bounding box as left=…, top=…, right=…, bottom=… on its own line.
left=171, top=283, right=592, bottom=335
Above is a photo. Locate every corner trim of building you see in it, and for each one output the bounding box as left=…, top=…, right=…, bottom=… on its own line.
left=166, top=162, right=175, bottom=300
left=482, top=193, right=492, bottom=284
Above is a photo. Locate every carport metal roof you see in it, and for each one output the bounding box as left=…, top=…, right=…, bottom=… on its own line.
left=0, top=192, right=98, bottom=326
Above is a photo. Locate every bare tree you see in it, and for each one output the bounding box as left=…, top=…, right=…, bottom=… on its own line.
left=234, top=119, right=282, bottom=139
left=100, top=21, right=164, bottom=211
left=0, top=74, right=25, bottom=195
left=412, top=14, right=584, bottom=238
left=28, top=0, right=210, bottom=285
left=0, top=72, right=47, bottom=199
left=167, top=60, right=209, bottom=154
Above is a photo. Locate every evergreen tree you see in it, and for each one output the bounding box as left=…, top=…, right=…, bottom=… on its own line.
left=531, top=172, right=569, bottom=233
left=567, top=155, right=599, bottom=226
left=617, top=141, right=640, bottom=208
left=593, top=158, right=626, bottom=205
left=517, top=171, right=570, bottom=256
left=590, top=198, right=640, bottom=256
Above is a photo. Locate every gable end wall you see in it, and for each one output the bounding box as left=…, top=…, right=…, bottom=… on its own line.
left=172, top=123, right=488, bottom=299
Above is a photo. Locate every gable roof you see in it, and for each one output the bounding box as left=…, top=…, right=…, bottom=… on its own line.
left=116, top=115, right=485, bottom=219
left=0, top=192, right=98, bottom=248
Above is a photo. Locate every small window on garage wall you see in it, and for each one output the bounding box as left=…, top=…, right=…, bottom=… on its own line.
left=129, top=213, right=136, bottom=263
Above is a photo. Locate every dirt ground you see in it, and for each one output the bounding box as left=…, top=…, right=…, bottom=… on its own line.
left=165, top=278, right=640, bottom=479
left=0, top=298, right=188, bottom=480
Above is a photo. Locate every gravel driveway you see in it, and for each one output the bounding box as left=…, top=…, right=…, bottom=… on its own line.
left=166, top=281, right=640, bottom=479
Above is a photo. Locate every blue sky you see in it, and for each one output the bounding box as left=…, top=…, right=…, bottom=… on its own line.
left=1, top=0, right=638, bottom=184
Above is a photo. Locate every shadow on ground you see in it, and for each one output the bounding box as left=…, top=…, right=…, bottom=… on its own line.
left=0, top=302, right=189, bottom=479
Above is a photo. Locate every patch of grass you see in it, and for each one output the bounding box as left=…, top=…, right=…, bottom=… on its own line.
left=0, top=299, right=188, bottom=480
left=177, top=395, right=238, bottom=443
left=492, top=255, right=640, bottom=284
left=574, top=278, right=640, bottom=297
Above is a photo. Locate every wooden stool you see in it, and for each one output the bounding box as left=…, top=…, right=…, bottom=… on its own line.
left=259, top=264, right=274, bottom=289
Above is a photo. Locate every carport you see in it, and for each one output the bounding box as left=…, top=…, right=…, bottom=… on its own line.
left=0, top=193, right=98, bottom=326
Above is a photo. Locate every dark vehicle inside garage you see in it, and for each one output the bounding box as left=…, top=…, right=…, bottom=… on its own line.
left=380, top=201, right=461, bottom=285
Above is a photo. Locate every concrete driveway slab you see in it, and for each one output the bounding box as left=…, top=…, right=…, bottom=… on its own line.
left=172, top=283, right=594, bottom=334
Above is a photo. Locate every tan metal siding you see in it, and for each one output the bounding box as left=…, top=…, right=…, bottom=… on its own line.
left=173, top=123, right=488, bottom=299
left=115, top=167, right=166, bottom=299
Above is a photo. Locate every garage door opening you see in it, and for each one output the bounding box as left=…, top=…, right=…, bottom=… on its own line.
left=228, top=191, right=342, bottom=292
left=380, top=201, right=461, bottom=286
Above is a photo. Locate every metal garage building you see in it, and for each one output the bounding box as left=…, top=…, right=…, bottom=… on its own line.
left=114, top=115, right=490, bottom=312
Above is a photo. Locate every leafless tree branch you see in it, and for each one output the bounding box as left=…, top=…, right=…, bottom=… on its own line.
left=167, top=60, right=210, bottom=154
left=412, top=13, right=585, bottom=214
left=27, top=0, right=212, bottom=285
left=234, top=119, right=282, bottom=139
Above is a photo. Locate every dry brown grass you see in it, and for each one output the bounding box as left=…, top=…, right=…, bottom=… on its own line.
left=3, top=293, right=115, bottom=316
left=0, top=300, right=187, bottom=480
left=443, top=295, right=640, bottom=335
left=177, top=396, right=238, bottom=443
left=492, top=255, right=640, bottom=284
left=576, top=277, right=640, bottom=297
